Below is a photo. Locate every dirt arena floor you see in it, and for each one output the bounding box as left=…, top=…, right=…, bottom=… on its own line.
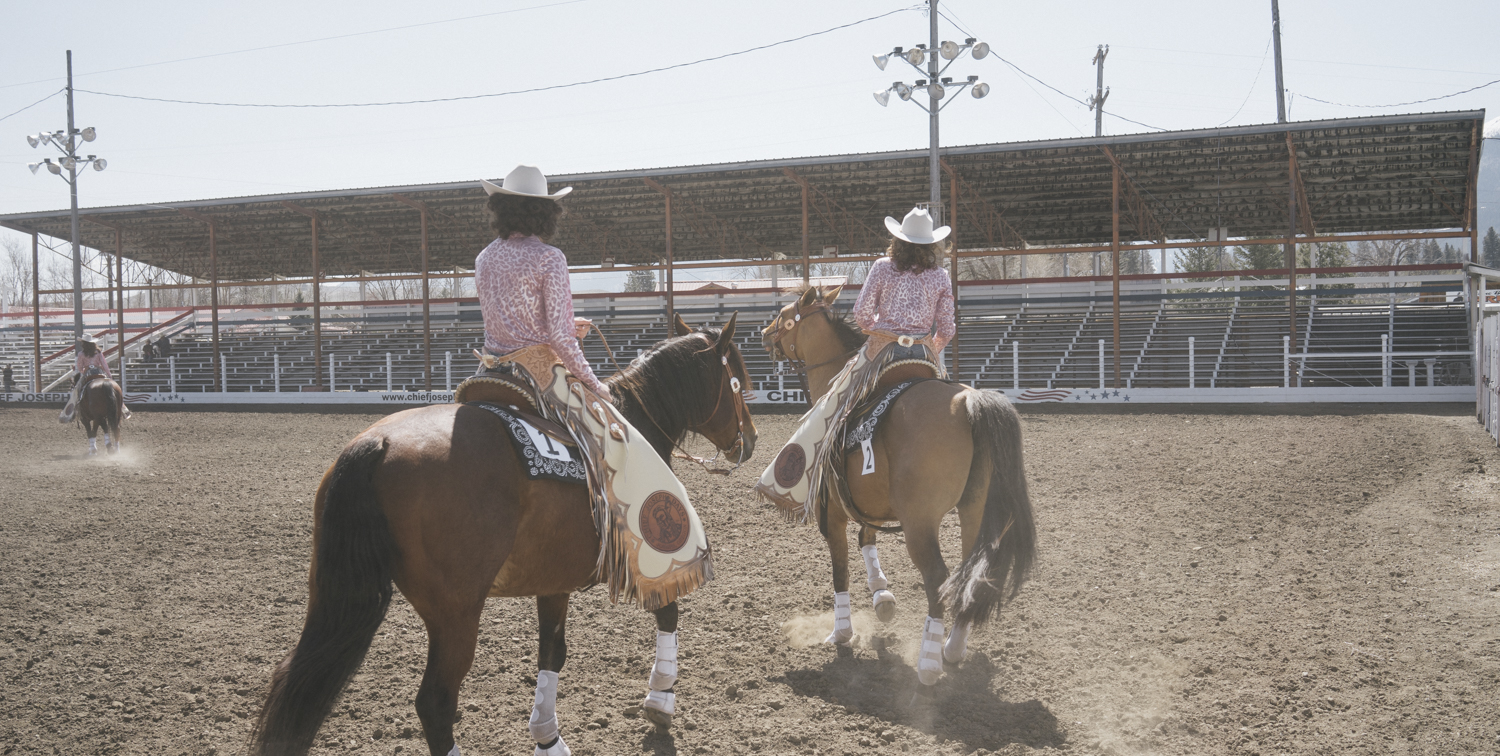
left=2, top=403, right=1499, bottom=756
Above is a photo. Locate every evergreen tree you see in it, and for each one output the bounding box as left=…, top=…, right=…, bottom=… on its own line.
left=1234, top=244, right=1285, bottom=277
left=624, top=269, right=656, bottom=292
left=1120, top=249, right=1155, bottom=275
left=1485, top=227, right=1500, bottom=268
left=1175, top=246, right=1221, bottom=274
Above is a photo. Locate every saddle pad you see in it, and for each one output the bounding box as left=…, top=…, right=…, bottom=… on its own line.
left=466, top=402, right=587, bottom=485
left=843, top=380, right=925, bottom=452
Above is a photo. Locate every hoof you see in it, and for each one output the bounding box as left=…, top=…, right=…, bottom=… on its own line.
left=106, top=444, right=118, bottom=455
left=643, top=707, right=671, bottom=730
left=873, top=590, right=896, bottom=622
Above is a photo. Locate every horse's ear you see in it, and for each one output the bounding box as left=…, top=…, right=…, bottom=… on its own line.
left=822, top=285, right=843, bottom=306
left=715, top=312, right=739, bottom=354
left=672, top=312, right=693, bottom=337
left=798, top=286, right=818, bottom=307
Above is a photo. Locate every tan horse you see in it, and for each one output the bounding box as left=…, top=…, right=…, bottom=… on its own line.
left=253, top=315, right=756, bottom=756
left=76, top=373, right=124, bottom=455
left=762, top=286, right=1035, bottom=685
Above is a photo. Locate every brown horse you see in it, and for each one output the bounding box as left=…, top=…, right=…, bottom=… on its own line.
left=762, top=286, right=1035, bottom=686
left=253, top=314, right=756, bottom=756
left=77, top=372, right=124, bottom=455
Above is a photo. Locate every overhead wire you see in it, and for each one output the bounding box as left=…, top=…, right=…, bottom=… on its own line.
left=934, top=9, right=1166, bottom=132
left=1291, top=78, right=1500, bottom=109
left=1217, top=36, right=1272, bottom=126
left=0, top=88, right=65, bottom=124
left=0, top=0, right=593, bottom=91
left=74, top=7, right=918, bottom=109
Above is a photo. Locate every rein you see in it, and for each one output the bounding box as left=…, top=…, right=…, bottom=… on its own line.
left=769, top=302, right=857, bottom=386
left=590, top=323, right=749, bottom=476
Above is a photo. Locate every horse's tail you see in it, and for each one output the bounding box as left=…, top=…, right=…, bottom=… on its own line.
left=252, top=436, right=396, bottom=756
left=940, top=389, right=1037, bottom=627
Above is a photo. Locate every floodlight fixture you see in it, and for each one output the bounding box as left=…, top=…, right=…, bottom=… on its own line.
left=61, top=156, right=77, bottom=170
left=940, top=40, right=960, bottom=60
left=28, top=161, right=44, bottom=174
left=894, top=82, right=913, bottom=101
left=27, top=134, right=42, bottom=148
left=905, top=47, right=925, bottom=66
left=80, top=127, right=96, bottom=142
left=873, top=54, right=890, bottom=71
left=971, top=41, right=990, bottom=59
left=873, top=89, right=891, bottom=107
left=45, top=159, right=61, bottom=175
left=92, top=158, right=106, bottom=171
left=971, top=81, right=990, bottom=99
left=928, top=82, right=946, bottom=100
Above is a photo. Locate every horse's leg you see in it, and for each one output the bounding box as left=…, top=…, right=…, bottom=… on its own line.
left=944, top=465, right=989, bottom=666
left=85, top=416, right=98, bottom=456
left=858, top=526, right=896, bottom=622
left=902, top=519, right=950, bottom=686
left=642, top=602, right=679, bottom=728
left=823, top=503, right=854, bottom=646
left=530, top=594, right=571, bottom=756
left=414, top=605, right=483, bottom=756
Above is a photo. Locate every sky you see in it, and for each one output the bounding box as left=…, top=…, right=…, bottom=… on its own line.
left=2, top=0, right=1498, bottom=240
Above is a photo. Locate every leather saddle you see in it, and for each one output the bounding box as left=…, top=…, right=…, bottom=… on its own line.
left=872, top=343, right=941, bottom=394
left=455, top=373, right=575, bottom=450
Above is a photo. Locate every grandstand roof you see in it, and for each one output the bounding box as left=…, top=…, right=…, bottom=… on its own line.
left=0, top=110, right=1484, bottom=281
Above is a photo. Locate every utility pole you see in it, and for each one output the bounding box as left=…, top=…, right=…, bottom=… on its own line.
left=66, top=51, right=83, bottom=338
left=1089, top=45, right=1110, bottom=137
left=1272, top=0, right=1287, bottom=123
left=927, top=0, right=941, bottom=221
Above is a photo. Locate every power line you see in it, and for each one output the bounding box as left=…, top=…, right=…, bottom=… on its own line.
left=0, top=88, right=64, bottom=123
left=935, top=9, right=1167, bottom=132
left=1292, top=78, right=1500, bottom=109
left=1217, top=36, right=1272, bottom=126
left=75, top=8, right=916, bottom=110
left=0, top=0, right=592, bottom=91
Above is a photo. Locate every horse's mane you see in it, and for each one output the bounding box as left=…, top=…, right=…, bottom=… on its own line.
left=606, top=326, right=741, bottom=449
left=782, top=283, right=867, bottom=353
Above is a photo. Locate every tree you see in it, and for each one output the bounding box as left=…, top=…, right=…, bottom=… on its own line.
left=1485, top=227, right=1500, bottom=269
left=1175, top=246, right=1221, bottom=274
left=1233, top=244, right=1285, bottom=278
left=624, top=269, right=656, bottom=292
left=1119, top=249, right=1155, bottom=276
left=1, top=236, right=29, bottom=307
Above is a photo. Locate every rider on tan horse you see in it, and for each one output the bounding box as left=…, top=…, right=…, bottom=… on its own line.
left=474, top=165, right=709, bottom=754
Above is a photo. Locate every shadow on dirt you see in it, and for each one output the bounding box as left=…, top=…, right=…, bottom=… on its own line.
left=781, top=650, right=1062, bottom=752
left=640, top=727, right=677, bottom=755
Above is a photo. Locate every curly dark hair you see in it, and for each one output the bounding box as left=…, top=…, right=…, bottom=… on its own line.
left=887, top=237, right=948, bottom=273
left=78, top=340, right=99, bottom=357
left=487, top=193, right=565, bottom=240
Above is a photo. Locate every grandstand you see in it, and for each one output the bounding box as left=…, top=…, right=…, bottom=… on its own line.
left=0, top=110, right=1485, bottom=404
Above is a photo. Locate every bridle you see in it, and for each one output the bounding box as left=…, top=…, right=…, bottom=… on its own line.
left=766, top=300, right=857, bottom=379
left=593, top=324, right=751, bottom=476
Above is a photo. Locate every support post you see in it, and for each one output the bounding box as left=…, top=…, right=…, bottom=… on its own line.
left=445, top=351, right=453, bottom=391
left=1189, top=336, right=1196, bottom=389
left=168, top=356, right=176, bottom=393
left=950, top=167, right=960, bottom=378
left=386, top=352, right=393, bottom=392
left=1012, top=341, right=1020, bottom=390
left=1283, top=335, right=1290, bottom=388
left=281, top=202, right=323, bottom=389
left=177, top=209, right=221, bottom=391
left=1381, top=333, right=1390, bottom=388
left=31, top=232, right=41, bottom=392
left=329, top=353, right=335, bottom=392
left=1287, top=131, right=1299, bottom=356
left=273, top=352, right=280, bottom=393
left=1272, top=0, right=1287, bottom=123
left=665, top=194, right=675, bottom=328
left=421, top=210, right=431, bottom=390
left=800, top=179, right=810, bottom=283
left=115, top=229, right=125, bottom=393
left=1111, top=161, right=1122, bottom=388
left=1099, top=339, right=1106, bottom=389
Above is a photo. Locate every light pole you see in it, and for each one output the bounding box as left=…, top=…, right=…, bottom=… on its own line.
left=26, top=50, right=107, bottom=340
left=872, top=0, right=989, bottom=222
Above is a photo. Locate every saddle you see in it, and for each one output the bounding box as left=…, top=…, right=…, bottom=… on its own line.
left=455, top=373, right=575, bottom=450
left=872, top=342, right=941, bottom=394
left=79, top=366, right=109, bottom=387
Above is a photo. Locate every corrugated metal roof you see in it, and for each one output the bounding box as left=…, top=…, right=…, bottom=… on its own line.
left=0, top=110, right=1484, bottom=280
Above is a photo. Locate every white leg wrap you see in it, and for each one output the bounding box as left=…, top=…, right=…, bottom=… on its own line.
left=528, top=670, right=560, bottom=744
left=642, top=689, right=675, bottom=717
left=102, top=433, right=111, bottom=446
left=446, top=744, right=461, bottom=756
left=918, top=616, right=945, bottom=686
left=943, top=620, right=971, bottom=664
left=861, top=545, right=889, bottom=592
left=88, top=438, right=97, bottom=454
left=648, top=630, right=678, bottom=691
left=533, top=733, right=571, bottom=756
left=826, top=591, right=853, bottom=645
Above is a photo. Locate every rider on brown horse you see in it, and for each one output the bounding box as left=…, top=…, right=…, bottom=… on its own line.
left=474, top=165, right=709, bottom=755
left=59, top=333, right=129, bottom=423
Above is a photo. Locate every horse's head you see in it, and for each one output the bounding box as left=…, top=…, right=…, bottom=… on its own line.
left=612, top=312, right=757, bottom=465
left=762, top=285, right=844, bottom=363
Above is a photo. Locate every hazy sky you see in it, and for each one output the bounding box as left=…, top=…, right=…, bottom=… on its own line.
left=2, top=0, right=1497, bottom=224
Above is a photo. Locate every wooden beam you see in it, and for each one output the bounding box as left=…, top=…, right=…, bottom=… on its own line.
left=176, top=208, right=221, bottom=391
left=1111, top=162, right=1121, bottom=389
left=281, top=202, right=323, bottom=389
left=392, top=194, right=433, bottom=390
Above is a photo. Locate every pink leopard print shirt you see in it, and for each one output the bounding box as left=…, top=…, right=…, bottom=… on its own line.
left=475, top=233, right=608, bottom=397
left=852, top=257, right=955, bottom=352
left=75, top=350, right=110, bottom=379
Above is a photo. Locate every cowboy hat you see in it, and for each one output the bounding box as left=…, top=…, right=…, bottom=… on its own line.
left=481, top=165, right=572, bottom=200
left=77, top=333, right=99, bottom=345
left=885, top=206, right=951, bottom=244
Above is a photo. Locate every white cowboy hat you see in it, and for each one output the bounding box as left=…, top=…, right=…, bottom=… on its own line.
left=77, top=333, right=99, bottom=345
left=885, top=206, right=951, bottom=244
left=481, top=165, right=572, bottom=200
